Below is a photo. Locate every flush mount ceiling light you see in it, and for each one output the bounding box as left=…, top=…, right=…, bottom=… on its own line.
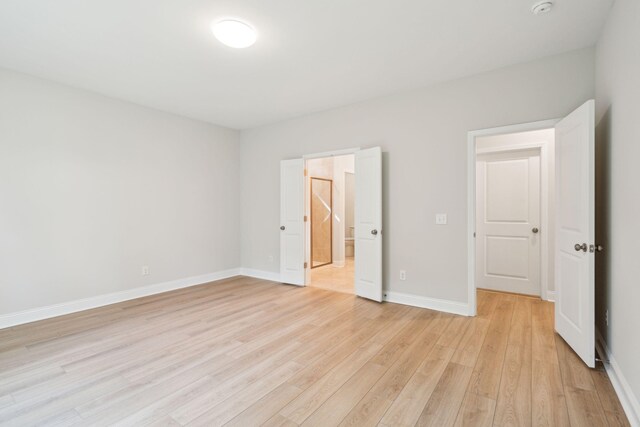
left=211, top=19, right=257, bottom=48
left=531, top=1, right=553, bottom=14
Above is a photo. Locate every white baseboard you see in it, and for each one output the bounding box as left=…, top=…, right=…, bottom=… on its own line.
left=596, top=329, right=640, bottom=426
left=0, top=268, right=241, bottom=330
left=545, top=290, right=556, bottom=302
left=384, top=291, right=471, bottom=316
left=239, top=268, right=282, bottom=283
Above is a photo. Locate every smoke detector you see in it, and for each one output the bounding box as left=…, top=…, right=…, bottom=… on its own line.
left=531, top=1, right=553, bottom=14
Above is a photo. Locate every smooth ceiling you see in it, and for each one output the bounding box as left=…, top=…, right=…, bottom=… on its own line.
left=0, top=0, right=612, bottom=129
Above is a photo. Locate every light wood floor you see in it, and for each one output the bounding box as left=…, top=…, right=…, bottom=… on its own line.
left=309, top=257, right=354, bottom=294
left=0, top=277, right=629, bottom=426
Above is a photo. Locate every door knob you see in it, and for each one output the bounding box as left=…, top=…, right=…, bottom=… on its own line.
left=574, top=243, right=587, bottom=252
left=596, top=244, right=604, bottom=252
left=532, top=227, right=539, bottom=234
left=280, top=226, right=285, bottom=231
left=371, top=229, right=378, bottom=235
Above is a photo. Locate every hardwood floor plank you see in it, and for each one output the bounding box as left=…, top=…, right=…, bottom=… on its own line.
left=467, top=295, right=516, bottom=400
left=279, top=340, right=384, bottom=424
left=0, top=282, right=628, bottom=427
left=493, top=297, right=532, bottom=427
left=299, top=362, right=387, bottom=426
left=531, top=301, right=570, bottom=427
left=454, top=391, right=496, bottom=427
left=185, top=361, right=304, bottom=427
left=224, top=383, right=303, bottom=427
left=590, top=369, right=631, bottom=427
left=415, top=362, right=474, bottom=427
left=378, top=344, right=455, bottom=427
left=338, top=318, right=441, bottom=425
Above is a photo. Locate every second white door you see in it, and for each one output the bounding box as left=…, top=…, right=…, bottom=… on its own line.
left=476, top=149, right=541, bottom=296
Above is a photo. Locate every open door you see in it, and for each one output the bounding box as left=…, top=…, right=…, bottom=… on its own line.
left=354, top=147, right=383, bottom=302
left=555, top=100, right=595, bottom=368
left=280, top=159, right=305, bottom=285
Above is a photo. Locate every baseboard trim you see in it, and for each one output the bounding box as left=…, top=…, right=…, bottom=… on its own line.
left=596, top=329, right=640, bottom=426
left=0, top=268, right=241, bottom=330
left=239, top=268, right=282, bottom=283
left=384, top=291, right=471, bottom=316
left=545, top=290, right=556, bottom=302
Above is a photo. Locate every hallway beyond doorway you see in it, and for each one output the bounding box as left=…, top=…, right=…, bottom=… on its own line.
left=309, top=257, right=354, bottom=294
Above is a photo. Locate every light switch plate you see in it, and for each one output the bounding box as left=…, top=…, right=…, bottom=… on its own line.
left=436, top=214, right=448, bottom=225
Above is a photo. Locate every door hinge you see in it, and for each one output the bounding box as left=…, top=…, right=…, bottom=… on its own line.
left=304, top=168, right=308, bottom=176
left=304, top=215, right=308, bottom=222
left=304, top=262, right=308, bottom=269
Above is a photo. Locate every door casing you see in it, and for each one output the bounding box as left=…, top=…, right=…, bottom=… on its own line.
left=467, top=119, right=560, bottom=316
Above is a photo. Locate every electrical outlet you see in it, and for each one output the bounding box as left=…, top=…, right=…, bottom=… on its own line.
left=605, top=310, right=609, bottom=326
left=399, top=270, right=406, bottom=281
left=142, top=265, right=150, bottom=276
left=436, top=213, right=448, bottom=225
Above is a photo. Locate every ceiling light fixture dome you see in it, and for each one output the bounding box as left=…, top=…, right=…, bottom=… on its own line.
left=211, top=19, right=257, bottom=48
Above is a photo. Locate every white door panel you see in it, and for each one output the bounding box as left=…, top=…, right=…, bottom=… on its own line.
left=555, top=100, right=595, bottom=368
left=354, top=147, right=382, bottom=302
left=477, top=149, right=541, bottom=296
left=280, top=159, right=305, bottom=285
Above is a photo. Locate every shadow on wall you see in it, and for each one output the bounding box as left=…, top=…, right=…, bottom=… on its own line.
left=595, top=106, right=611, bottom=344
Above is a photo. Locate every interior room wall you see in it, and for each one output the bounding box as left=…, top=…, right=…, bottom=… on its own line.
left=475, top=129, right=555, bottom=298
left=595, top=0, right=640, bottom=420
left=240, top=47, right=595, bottom=306
left=0, top=68, right=241, bottom=319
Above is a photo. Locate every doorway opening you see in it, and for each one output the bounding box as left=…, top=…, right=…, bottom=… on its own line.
left=280, top=146, right=382, bottom=302
left=468, top=119, right=560, bottom=316
left=306, top=154, right=355, bottom=294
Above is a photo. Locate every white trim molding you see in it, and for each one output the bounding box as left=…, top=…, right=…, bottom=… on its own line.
left=239, top=268, right=283, bottom=283
left=384, top=291, right=471, bottom=317
left=0, top=268, right=241, bottom=330
left=596, top=329, right=640, bottom=426
left=545, top=291, right=556, bottom=302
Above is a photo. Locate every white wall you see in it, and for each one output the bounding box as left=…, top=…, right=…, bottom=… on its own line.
left=0, top=68, right=241, bottom=317
left=595, top=0, right=640, bottom=421
left=476, top=128, right=555, bottom=297
left=240, top=48, right=595, bottom=304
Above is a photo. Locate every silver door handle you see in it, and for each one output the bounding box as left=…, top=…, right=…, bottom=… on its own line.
left=532, top=227, right=539, bottom=234
left=371, top=229, right=378, bottom=235
left=280, top=226, right=285, bottom=231
left=574, top=243, right=587, bottom=252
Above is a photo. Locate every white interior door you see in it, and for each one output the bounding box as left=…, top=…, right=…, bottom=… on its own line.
left=477, top=149, right=541, bottom=296
left=555, top=99, right=595, bottom=368
left=354, top=147, right=382, bottom=302
left=280, top=159, right=305, bottom=286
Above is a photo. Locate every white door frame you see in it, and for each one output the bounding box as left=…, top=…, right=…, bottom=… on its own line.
left=467, top=119, right=559, bottom=316
left=303, top=147, right=360, bottom=285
